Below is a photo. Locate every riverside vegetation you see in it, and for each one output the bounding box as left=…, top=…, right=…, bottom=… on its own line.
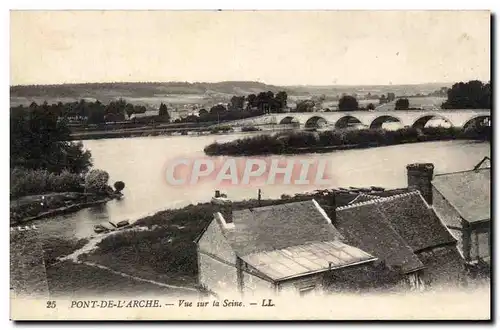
left=10, top=104, right=124, bottom=224
left=204, top=126, right=491, bottom=156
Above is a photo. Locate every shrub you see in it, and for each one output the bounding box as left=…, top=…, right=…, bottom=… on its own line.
left=114, top=181, right=125, bottom=192
left=241, top=126, right=261, bottom=132
left=85, top=169, right=110, bottom=194
left=10, top=168, right=83, bottom=198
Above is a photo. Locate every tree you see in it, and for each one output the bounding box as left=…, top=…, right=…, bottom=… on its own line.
left=114, top=181, right=125, bottom=193
left=246, top=94, right=257, bottom=109
left=198, top=108, right=208, bottom=117
left=85, top=169, right=110, bottom=194
left=229, top=96, right=245, bottom=110
left=338, top=95, right=359, bottom=111
left=441, top=80, right=491, bottom=109
left=210, top=104, right=227, bottom=115
left=366, top=103, right=375, bottom=110
left=10, top=104, right=93, bottom=174
left=275, top=91, right=288, bottom=112
left=159, top=103, right=170, bottom=122
left=295, top=100, right=315, bottom=112
left=395, top=98, right=410, bottom=110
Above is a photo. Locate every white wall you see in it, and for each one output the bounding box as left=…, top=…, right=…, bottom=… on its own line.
left=198, top=253, right=239, bottom=294
left=242, top=271, right=274, bottom=296
left=198, top=219, right=238, bottom=294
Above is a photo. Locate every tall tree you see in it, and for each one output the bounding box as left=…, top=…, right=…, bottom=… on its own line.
left=275, top=91, right=288, bottom=112
left=159, top=103, right=170, bottom=122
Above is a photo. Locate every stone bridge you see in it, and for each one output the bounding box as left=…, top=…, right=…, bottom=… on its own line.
left=225, top=109, right=491, bottom=129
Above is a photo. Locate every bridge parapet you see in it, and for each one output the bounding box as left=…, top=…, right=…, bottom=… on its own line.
left=219, top=109, right=491, bottom=129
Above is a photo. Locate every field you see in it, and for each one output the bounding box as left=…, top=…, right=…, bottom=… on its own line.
left=375, top=96, right=447, bottom=111
left=10, top=81, right=451, bottom=108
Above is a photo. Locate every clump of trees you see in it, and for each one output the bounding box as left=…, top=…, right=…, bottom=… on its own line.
left=10, top=98, right=171, bottom=126
left=338, top=95, right=359, bottom=111
left=441, top=80, right=491, bottom=109
left=395, top=98, right=410, bottom=110
left=10, top=105, right=93, bottom=174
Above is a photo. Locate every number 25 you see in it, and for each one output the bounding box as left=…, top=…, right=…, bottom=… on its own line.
left=46, top=301, right=56, bottom=308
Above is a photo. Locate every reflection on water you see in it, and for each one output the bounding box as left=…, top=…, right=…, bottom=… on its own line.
left=31, top=134, right=490, bottom=240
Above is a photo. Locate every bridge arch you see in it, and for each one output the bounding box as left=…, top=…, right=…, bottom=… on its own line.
left=279, top=116, right=300, bottom=125
left=334, top=115, right=363, bottom=129
left=412, top=114, right=454, bottom=129
left=305, top=116, right=328, bottom=128
left=369, top=115, right=403, bottom=129
left=462, top=115, right=491, bottom=131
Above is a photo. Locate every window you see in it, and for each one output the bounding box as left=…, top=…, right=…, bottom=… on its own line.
left=298, top=285, right=316, bottom=297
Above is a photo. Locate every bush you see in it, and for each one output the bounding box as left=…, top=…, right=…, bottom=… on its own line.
left=114, top=181, right=125, bottom=192
left=241, top=126, right=261, bottom=132
left=84, top=169, right=110, bottom=194
left=10, top=168, right=83, bottom=198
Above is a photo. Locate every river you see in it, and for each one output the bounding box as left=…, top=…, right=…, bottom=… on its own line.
left=32, top=134, right=490, bottom=241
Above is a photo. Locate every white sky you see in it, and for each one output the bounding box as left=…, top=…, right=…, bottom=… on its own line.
left=10, top=10, right=491, bottom=86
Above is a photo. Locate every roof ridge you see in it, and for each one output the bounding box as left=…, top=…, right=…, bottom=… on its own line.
left=247, top=199, right=313, bottom=212
left=336, top=190, right=420, bottom=211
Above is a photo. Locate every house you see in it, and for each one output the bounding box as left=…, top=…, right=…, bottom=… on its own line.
left=410, top=158, right=491, bottom=265
left=195, top=184, right=467, bottom=296
left=335, top=190, right=466, bottom=290
left=128, top=109, right=160, bottom=121
left=195, top=199, right=378, bottom=297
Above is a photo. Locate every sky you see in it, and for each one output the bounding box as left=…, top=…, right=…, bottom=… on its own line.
left=10, top=11, right=491, bottom=86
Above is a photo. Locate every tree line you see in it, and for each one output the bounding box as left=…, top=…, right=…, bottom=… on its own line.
left=10, top=99, right=171, bottom=125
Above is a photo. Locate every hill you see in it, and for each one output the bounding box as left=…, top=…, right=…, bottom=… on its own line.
left=10, top=81, right=451, bottom=107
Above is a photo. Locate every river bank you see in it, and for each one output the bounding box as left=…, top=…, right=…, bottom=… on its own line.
left=10, top=191, right=122, bottom=226
left=204, top=126, right=491, bottom=156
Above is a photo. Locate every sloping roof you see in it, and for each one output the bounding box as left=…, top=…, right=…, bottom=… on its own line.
left=223, top=199, right=343, bottom=257
left=432, top=168, right=490, bottom=223
left=376, top=192, right=457, bottom=251
left=241, top=241, right=376, bottom=282
left=335, top=191, right=457, bottom=274
left=335, top=198, right=424, bottom=274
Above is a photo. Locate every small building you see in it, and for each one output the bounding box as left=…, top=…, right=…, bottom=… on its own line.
left=128, top=109, right=160, bottom=121
left=195, top=199, right=377, bottom=297
left=411, top=158, right=491, bottom=265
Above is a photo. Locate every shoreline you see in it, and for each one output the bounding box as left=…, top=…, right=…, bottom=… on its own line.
left=10, top=192, right=122, bottom=226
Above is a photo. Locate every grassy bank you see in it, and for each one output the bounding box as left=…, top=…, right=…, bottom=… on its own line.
left=203, top=126, right=491, bottom=156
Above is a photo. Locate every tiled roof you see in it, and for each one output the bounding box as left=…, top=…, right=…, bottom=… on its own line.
left=377, top=192, right=457, bottom=251
left=335, top=196, right=424, bottom=274
left=224, top=200, right=343, bottom=257
left=335, top=191, right=457, bottom=273
left=241, top=241, right=376, bottom=281
left=432, top=168, right=490, bottom=223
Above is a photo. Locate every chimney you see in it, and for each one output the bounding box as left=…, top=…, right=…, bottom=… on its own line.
left=406, top=163, right=434, bottom=205
left=212, top=190, right=233, bottom=224
left=219, top=202, right=233, bottom=224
